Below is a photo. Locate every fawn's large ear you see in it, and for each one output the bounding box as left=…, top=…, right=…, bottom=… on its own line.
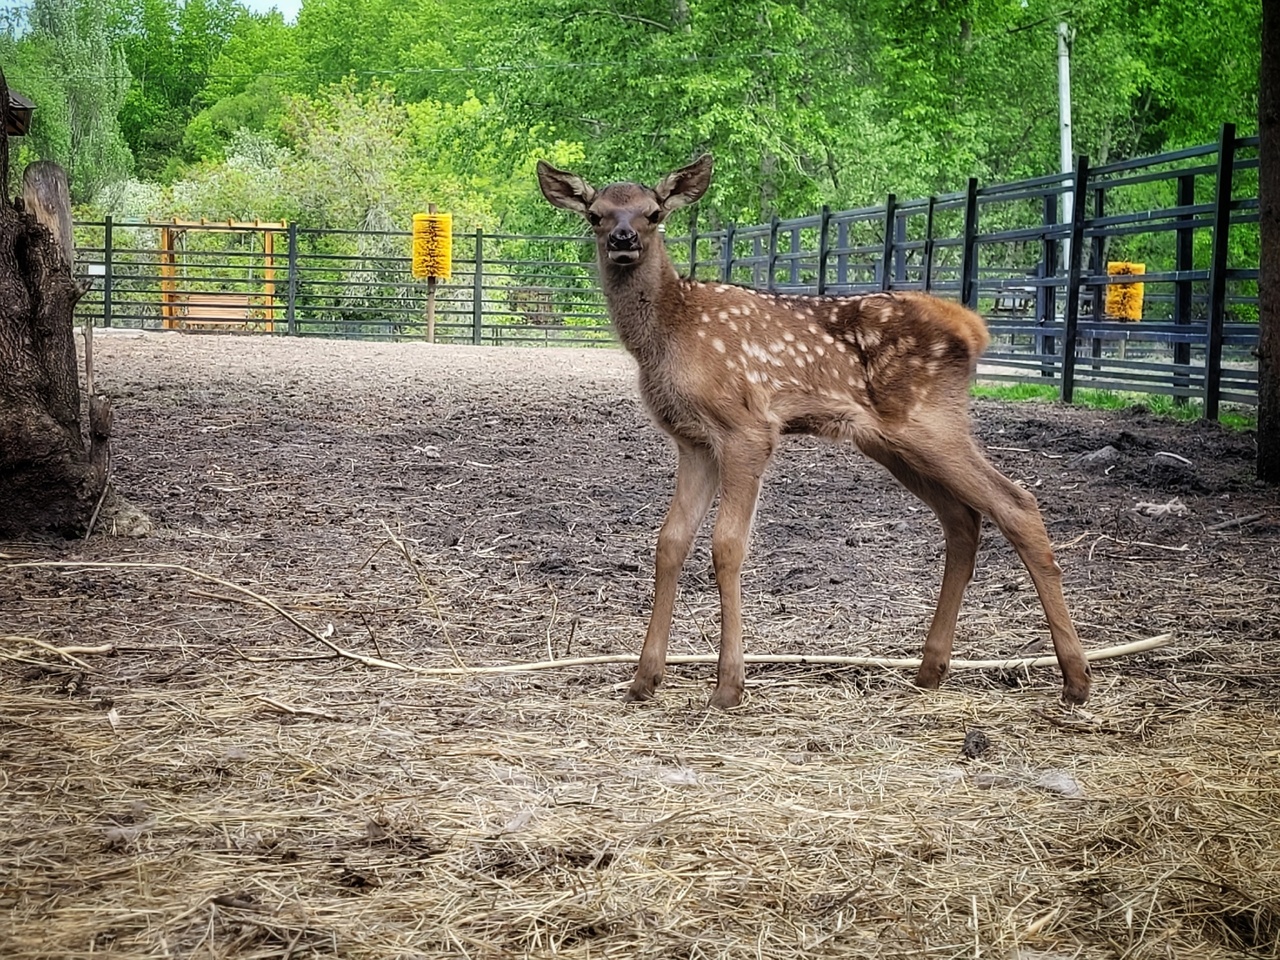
left=537, top=161, right=597, bottom=215
left=655, top=155, right=712, bottom=214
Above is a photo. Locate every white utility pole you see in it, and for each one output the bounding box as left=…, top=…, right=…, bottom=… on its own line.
left=1058, top=21, right=1074, bottom=270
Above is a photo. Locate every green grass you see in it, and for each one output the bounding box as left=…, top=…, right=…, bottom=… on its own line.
left=971, top=382, right=1256, bottom=431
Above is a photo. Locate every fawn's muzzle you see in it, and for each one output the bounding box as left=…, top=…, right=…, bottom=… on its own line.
left=607, top=227, right=641, bottom=264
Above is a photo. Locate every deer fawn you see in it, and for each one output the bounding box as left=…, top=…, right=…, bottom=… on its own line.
left=538, top=155, right=1092, bottom=709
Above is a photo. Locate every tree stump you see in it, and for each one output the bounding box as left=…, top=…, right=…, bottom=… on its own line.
left=0, top=70, right=149, bottom=537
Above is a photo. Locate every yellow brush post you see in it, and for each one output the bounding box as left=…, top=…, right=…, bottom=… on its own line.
left=413, top=206, right=452, bottom=342
left=1106, top=261, right=1145, bottom=321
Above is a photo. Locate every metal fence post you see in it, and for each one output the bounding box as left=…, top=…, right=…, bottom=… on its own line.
left=836, top=218, right=849, bottom=288
left=923, top=197, right=936, bottom=293
left=960, top=178, right=979, bottom=309
left=687, top=206, right=698, bottom=280
left=1039, top=194, right=1058, bottom=376
left=285, top=222, right=299, bottom=336
left=1173, top=172, right=1195, bottom=404
left=1204, top=122, right=1236, bottom=420
left=894, top=209, right=908, bottom=286
left=721, top=223, right=736, bottom=283
left=1061, top=155, right=1091, bottom=403
left=783, top=225, right=793, bottom=285
left=879, top=194, right=896, bottom=291
left=1089, top=182, right=1107, bottom=368
left=766, top=216, right=780, bottom=292
left=102, top=216, right=114, bottom=329
left=472, top=229, right=484, bottom=345
left=817, top=205, right=831, bottom=296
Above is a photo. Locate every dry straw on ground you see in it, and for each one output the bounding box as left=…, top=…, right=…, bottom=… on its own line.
left=2, top=334, right=1279, bottom=959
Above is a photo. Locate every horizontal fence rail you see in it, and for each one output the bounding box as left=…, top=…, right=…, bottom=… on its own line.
left=73, top=126, right=1259, bottom=417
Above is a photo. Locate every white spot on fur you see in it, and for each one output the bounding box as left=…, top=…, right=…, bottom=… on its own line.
left=783, top=332, right=795, bottom=342
left=712, top=338, right=726, bottom=353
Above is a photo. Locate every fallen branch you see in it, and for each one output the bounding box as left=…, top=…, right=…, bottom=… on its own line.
left=1, top=634, right=113, bottom=669
left=5, top=560, right=1172, bottom=682
left=1206, top=513, right=1265, bottom=533
left=0, top=560, right=401, bottom=667
left=397, top=633, right=1174, bottom=678
left=1089, top=535, right=1188, bottom=560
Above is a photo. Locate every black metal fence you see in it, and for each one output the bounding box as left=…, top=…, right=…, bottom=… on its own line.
left=73, top=125, right=1259, bottom=415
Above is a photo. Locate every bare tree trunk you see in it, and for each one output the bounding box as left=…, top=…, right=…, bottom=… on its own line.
left=23, top=161, right=74, bottom=267
left=0, top=70, right=146, bottom=537
left=1260, top=0, right=1280, bottom=482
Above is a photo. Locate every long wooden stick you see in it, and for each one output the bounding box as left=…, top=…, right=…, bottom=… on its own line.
left=6, top=560, right=1171, bottom=678
left=390, top=633, right=1174, bottom=677
left=0, top=634, right=109, bottom=669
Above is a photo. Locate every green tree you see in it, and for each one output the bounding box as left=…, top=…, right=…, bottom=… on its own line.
left=66, top=0, right=1259, bottom=231
left=282, top=79, right=412, bottom=229
left=20, top=0, right=132, bottom=201
left=182, top=11, right=301, bottom=162
left=109, top=0, right=249, bottom=178
left=1133, top=0, right=1260, bottom=149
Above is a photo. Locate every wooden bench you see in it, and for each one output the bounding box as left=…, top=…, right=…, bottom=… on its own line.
left=171, top=293, right=272, bottom=331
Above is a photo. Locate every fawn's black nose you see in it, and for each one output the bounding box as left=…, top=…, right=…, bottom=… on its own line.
left=608, top=226, right=639, bottom=250
left=607, top=225, right=642, bottom=264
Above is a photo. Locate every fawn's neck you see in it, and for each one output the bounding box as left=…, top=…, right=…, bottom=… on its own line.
left=598, top=248, right=682, bottom=363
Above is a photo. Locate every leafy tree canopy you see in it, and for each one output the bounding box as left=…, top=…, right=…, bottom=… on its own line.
left=2, top=0, right=1261, bottom=227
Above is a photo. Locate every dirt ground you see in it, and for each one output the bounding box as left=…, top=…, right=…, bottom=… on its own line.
left=2, top=330, right=1278, bottom=959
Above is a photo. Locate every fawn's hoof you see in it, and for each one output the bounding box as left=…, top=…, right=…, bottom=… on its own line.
left=1062, top=675, right=1092, bottom=705
left=914, top=662, right=947, bottom=690
left=707, top=685, right=744, bottom=710
left=624, top=681, right=658, bottom=703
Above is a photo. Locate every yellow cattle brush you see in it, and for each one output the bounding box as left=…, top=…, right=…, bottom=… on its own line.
left=1105, top=261, right=1145, bottom=321
left=412, top=212, right=452, bottom=280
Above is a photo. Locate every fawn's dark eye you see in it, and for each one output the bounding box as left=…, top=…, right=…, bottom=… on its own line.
left=647, top=210, right=662, bottom=223
left=587, top=212, right=602, bottom=226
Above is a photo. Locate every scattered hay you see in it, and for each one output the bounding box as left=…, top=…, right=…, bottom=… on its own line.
left=2, top=336, right=1278, bottom=958
left=2, top=551, right=1277, bottom=960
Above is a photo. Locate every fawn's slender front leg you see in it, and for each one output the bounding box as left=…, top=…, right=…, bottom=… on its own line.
left=626, top=443, right=718, bottom=702
left=707, top=437, right=773, bottom=710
